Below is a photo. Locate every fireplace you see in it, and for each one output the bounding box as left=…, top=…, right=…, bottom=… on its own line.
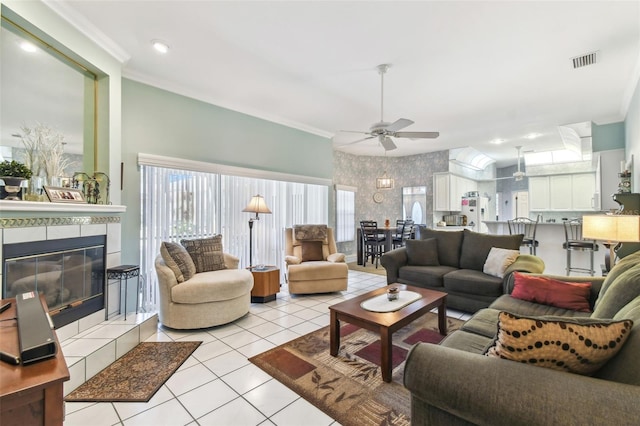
left=2, top=235, right=106, bottom=328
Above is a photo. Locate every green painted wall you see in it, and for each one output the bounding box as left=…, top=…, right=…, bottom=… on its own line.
left=592, top=121, right=625, bottom=151
left=624, top=75, right=640, bottom=191
left=120, top=78, right=333, bottom=263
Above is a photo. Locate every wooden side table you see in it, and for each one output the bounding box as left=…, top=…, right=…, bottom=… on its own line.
left=0, top=296, right=69, bottom=426
left=249, top=266, right=280, bottom=303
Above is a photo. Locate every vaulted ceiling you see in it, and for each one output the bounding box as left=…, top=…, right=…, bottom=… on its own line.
left=31, top=1, right=640, bottom=166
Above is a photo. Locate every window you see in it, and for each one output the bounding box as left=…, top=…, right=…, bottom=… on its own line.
left=139, top=156, right=329, bottom=311
left=335, top=185, right=356, bottom=243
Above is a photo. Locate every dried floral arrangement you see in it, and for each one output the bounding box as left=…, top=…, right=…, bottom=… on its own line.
left=20, top=122, right=75, bottom=181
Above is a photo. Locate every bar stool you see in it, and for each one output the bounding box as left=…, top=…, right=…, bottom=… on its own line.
left=562, top=219, right=598, bottom=276
left=106, top=265, right=140, bottom=319
left=360, top=220, right=386, bottom=268
left=507, top=215, right=540, bottom=255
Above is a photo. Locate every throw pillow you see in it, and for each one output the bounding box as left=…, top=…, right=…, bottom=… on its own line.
left=405, top=239, right=439, bottom=266
left=485, top=311, right=633, bottom=376
left=511, top=272, right=592, bottom=312
left=180, top=235, right=226, bottom=273
left=301, top=240, right=324, bottom=261
left=459, top=229, right=523, bottom=271
left=160, top=242, right=197, bottom=282
left=418, top=227, right=463, bottom=268
left=483, top=247, right=520, bottom=278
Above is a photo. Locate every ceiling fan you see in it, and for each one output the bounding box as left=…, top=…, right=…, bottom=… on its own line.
left=334, top=64, right=439, bottom=151
left=495, top=146, right=526, bottom=181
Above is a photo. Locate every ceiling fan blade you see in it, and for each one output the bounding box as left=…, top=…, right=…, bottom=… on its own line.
left=380, top=136, right=397, bottom=151
left=394, top=131, right=440, bottom=139
left=343, top=136, right=375, bottom=146
left=384, top=118, right=414, bottom=132
left=332, top=131, right=370, bottom=143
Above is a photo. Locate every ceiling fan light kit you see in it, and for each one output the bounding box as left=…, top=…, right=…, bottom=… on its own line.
left=336, top=63, right=439, bottom=152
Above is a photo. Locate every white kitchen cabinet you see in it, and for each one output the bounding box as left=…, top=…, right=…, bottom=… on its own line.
left=572, top=173, right=597, bottom=210
left=549, top=175, right=572, bottom=210
left=434, top=173, right=451, bottom=211
left=529, top=173, right=596, bottom=211
left=433, top=173, right=477, bottom=212
left=529, top=176, right=550, bottom=211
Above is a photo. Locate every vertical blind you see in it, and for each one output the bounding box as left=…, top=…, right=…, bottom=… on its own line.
left=335, top=186, right=356, bottom=243
left=140, top=164, right=328, bottom=311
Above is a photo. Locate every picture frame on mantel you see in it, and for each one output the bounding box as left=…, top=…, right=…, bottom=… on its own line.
left=44, top=186, right=87, bottom=203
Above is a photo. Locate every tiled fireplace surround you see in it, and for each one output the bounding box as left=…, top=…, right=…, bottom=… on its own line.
left=0, top=201, right=158, bottom=395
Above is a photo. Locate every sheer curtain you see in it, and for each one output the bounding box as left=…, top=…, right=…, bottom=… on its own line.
left=140, top=163, right=328, bottom=312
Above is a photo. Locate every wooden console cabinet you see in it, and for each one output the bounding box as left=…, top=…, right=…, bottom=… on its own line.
left=0, top=297, right=69, bottom=426
left=249, top=266, right=280, bottom=303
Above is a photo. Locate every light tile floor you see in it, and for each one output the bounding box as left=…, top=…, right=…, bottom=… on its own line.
left=64, top=270, right=472, bottom=426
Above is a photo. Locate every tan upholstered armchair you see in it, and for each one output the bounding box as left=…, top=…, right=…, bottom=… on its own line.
left=284, top=226, right=348, bottom=294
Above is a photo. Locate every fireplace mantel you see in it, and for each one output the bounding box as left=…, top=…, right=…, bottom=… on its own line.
left=0, top=200, right=126, bottom=214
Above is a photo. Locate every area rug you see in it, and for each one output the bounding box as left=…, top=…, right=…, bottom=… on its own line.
left=65, top=341, right=201, bottom=402
left=348, top=262, right=386, bottom=276
left=249, top=313, right=463, bottom=426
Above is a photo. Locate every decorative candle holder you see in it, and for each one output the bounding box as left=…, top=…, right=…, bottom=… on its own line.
left=387, top=286, right=399, bottom=301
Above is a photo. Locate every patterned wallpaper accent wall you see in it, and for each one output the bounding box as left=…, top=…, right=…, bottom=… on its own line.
left=333, top=150, right=449, bottom=256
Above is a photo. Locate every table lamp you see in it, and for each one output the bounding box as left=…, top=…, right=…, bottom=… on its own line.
left=583, top=214, right=640, bottom=270
left=242, top=194, right=272, bottom=270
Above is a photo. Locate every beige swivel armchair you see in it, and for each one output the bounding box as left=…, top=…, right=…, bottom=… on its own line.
left=155, top=251, right=253, bottom=329
left=284, top=226, right=348, bottom=294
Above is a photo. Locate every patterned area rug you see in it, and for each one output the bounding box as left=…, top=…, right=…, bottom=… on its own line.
left=249, top=313, right=463, bottom=426
left=348, top=262, right=387, bottom=276
left=65, top=341, right=201, bottom=402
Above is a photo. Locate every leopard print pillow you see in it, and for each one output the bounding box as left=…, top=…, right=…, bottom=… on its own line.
left=485, top=311, right=633, bottom=375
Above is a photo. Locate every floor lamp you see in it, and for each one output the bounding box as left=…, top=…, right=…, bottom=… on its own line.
left=242, top=194, right=272, bottom=270
left=583, top=214, right=640, bottom=272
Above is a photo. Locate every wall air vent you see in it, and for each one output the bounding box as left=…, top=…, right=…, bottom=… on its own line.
left=572, top=51, right=598, bottom=69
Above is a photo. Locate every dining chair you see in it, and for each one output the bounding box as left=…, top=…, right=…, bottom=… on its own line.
left=393, top=219, right=414, bottom=249
left=360, top=220, right=386, bottom=268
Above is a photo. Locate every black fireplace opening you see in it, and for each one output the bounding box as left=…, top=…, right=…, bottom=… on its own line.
left=2, top=235, right=106, bottom=329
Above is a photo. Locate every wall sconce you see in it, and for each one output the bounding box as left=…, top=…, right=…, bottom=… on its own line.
left=376, top=172, right=394, bottom=189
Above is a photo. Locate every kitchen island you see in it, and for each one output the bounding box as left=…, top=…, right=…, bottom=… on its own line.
left=484, top=220, right=606, bottom=276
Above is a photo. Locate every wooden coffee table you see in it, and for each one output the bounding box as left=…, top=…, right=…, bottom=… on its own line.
left=329, top=284, right=447, bottom=382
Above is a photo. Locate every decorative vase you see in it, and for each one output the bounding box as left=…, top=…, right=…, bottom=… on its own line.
left=387, top=286, right=399, bottom=301
left=24, top=176, right=46, bottom=201
left=0, top=176, right=27, bottom=200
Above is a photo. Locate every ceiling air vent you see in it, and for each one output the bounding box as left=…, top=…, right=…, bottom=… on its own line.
left=572, top=51, right=598, bottom=69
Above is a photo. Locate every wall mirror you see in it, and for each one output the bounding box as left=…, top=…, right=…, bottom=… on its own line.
left=0, top=11, right=97, bottom=179
left=402, top=186, right=427, bottom=224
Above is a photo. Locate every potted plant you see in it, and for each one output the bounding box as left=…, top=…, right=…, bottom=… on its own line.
left=0, top=160, right=33, bottom=200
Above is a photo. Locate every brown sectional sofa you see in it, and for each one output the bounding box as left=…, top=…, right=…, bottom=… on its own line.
left=380, top=227, right=545, bottom=312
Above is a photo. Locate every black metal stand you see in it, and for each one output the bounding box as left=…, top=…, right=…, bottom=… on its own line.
left=106, top=265, right=140, bottom=320
left=248, top=218, right=254, bottom=269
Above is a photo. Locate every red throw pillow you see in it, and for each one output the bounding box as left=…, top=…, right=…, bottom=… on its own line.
left=511, top=272, right=592, bottom=312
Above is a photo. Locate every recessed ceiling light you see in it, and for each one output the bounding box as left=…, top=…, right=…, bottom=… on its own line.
left=490, top=138, right=505, bottom=145
left=19, top=41, right=37, bottom=53
left=525, top=133, right=541, bottom=140
left=151, top=40, right=170, bottom=54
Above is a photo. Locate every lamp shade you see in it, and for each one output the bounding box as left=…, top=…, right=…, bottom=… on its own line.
left=583, top=215, right=640, bottom=242
left=242, top=195, right=272, bottom=216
